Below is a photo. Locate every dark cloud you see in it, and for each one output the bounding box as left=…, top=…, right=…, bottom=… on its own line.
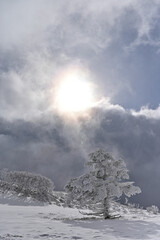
left=80, top=107, right=160, bottom=207
left=1, top=107, right=160, bottom=207
left=0, top=116, right=86, bottom=189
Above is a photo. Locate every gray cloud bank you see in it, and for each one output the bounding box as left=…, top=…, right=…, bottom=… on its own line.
left=1, top=106, right=160, bottom=207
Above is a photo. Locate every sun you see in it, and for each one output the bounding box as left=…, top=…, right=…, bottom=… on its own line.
left=53, top=68, right=95, bottom=113
left=56, top=79, right=93, bottom=112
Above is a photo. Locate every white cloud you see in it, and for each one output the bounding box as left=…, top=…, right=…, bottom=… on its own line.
left=128, top=0, right=160, bottom=49
left=131, top=105, right=160, bottom=119
left=95, top=98, right=125, bottom=113
left=1, top=0, right=160, bottom=121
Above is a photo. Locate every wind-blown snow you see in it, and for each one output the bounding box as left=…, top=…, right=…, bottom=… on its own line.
left=0, top=200, right=160, bottom=240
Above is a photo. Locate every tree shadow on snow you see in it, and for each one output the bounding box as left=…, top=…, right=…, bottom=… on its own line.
left=64, top=219, right=160, bottom=239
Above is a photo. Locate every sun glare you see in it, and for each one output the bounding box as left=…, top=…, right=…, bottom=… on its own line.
left=53, top=68, right=95, bottom=113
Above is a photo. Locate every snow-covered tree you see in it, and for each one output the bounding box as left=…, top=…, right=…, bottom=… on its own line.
left=0, top=169, right=55, bottom=202
left=65, top=149, right=141, bottom=219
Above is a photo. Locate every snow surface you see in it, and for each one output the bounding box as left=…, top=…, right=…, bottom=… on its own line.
left=0, top=199, right=160, bottom=240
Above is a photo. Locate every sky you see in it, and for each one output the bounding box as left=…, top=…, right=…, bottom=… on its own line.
left=1, top=0, right=160, bottom=207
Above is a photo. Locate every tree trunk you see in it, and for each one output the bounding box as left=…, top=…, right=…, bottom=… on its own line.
left=103, top=197, right=110, bottom=219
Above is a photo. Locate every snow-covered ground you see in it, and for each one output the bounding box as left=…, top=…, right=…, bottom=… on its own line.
left=0, top=198, right=160, bottom=240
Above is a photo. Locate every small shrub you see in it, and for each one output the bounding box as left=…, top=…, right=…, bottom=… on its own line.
left=146, top=205, right=159, bottom=214
left=0, top=169, right=55, bottom=203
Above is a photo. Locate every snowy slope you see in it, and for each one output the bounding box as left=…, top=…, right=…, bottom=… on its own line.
left=0, top=200, right=160, bottom=240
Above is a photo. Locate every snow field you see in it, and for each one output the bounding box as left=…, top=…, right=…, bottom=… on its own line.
left=0, top=203, right=160, bottom=240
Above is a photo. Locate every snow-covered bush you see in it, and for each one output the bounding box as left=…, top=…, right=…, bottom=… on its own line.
left=0, top=169, right=55, bottom=203
left=65, top=149, right=141, bottom=219
left=146, top=205, right=159, bottom=214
